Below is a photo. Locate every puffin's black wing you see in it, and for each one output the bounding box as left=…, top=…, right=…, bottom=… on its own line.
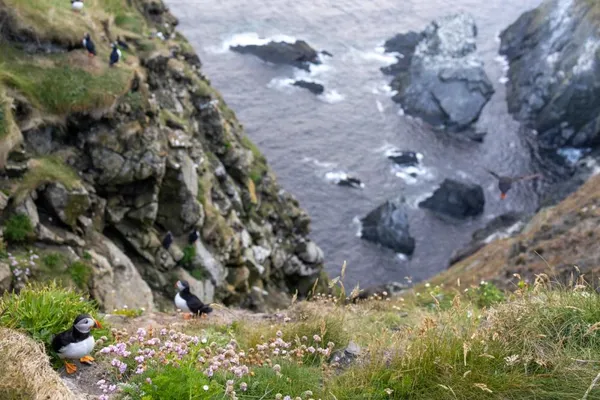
left=183, top=292, right=212, bottom=315
left=513, top=173, right=543, bottom=183
left=51, top=329, right=74, bottom=353
left=484, top=168, right=502, bottom=180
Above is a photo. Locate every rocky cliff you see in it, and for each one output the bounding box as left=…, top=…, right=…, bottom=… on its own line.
left=0, top=0, right=325, bottom=311
left=500, top=0, right=600, bottom=150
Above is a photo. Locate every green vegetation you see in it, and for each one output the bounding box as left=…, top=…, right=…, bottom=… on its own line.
left=3, top=214, right=34, bottom=243
left=13, top=156, right=80, bottom=203
left=42, top=253, right=64, bottom=269
left=241, top=136, right=269, bottom=184
left=0, top=46, right=132, bottom=116
left=112, top=307, right=144, bottom=318
left=0, top=282, right=108, bottom=359
left=67, top=261, right=92, bottom=289
left=180, top=245, right=196, bottom=268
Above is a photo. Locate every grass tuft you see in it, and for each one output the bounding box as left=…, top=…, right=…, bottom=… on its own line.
left=3, top=214, right=34, bottom=243
left=13, top=156, right=81, bottom=203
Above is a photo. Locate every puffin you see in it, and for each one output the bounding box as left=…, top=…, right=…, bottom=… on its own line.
left=71, top=0, right=84, bottom=12
left=162, top=231, right=173, bottom=250
left=51, top=314, right=101, bottom=374
left=109, top=43, right=122, bottom=67
left=188, top=229, right=199, bottom=245
left=485, top=168, right=543, bottom=199
left=82, top=33, right=96, bottom=57
left=174, top=280, right=213, bottom=319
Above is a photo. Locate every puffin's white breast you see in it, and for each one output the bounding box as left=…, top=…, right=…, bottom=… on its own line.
left=58, top=335, right=95, bottom=359
left=72, top=2, right=84, bottom=10
left=175, top=293, right=190, bottom=312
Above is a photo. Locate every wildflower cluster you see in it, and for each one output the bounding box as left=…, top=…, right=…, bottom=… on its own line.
left=7, top=251, right=35, bottom=285
left=95, top=324, right=335, bottom=400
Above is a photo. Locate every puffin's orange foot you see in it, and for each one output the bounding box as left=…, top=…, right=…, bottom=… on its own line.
left=80, top=356, right=95, bottom=364
left=65, top=361, right=77, bottom=374
left=183, top=313, right=192, bottom=320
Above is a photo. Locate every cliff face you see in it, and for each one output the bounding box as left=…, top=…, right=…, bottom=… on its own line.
left=500, top=0, right=600, bottom=150
left=0, top=0, right=325, bottom=311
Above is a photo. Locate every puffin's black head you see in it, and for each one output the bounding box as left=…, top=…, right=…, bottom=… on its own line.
left=73, top=314, right=102, bottom=333
left=175, top=280, right=189, bottom=292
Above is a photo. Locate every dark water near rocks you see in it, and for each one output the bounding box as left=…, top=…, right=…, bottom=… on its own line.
left=166, top=0, right=544, bottom=288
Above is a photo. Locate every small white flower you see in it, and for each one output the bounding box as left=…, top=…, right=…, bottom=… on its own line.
left=424, top=283, right=431, bottom=288
left=203, top=385, right=209, bottom=391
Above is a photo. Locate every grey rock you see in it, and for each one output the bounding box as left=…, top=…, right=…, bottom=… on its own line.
left=360, top=200, right=415, bottom=255
left=295, top=241, right=324, bottom=264
left=230, top=40, right=321, bottom=71
left=14, top=195, right=39, bottom=228
left=0, top=262, right=11, bottom=293
left=293, top=80, right=325, bottom=95
left=500, top=0, right=600, bottom=149
left=42, top=183, right=91, bottom=229
left=0, top=192, right=8, bottom=212
left=384, top=13, right=494, bottom=136
left=330, top=341, right=361, bottom=369
left=89, top=234, right=154, bottom=311
left=419, top=179, right=485, bottom=219
left=283, top=255, right=319, bottom=277
left=193, top=239, right=226, bottom=285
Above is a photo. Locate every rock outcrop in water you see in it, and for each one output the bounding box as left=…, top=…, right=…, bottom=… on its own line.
left=382, top=13, right=494, bottom=139
left=419, top=179, right=485, bottom=219
left=360, top=200, right=415, bottom=255
left=230, top=40, right=321, bottom=71
left=0, top=0, right=325, bottom=312
left=293, top=80, right=325, bottom=95
left=500, top=0, right=600, bottom=150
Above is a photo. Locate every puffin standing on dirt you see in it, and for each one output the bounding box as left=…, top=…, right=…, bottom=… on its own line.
left=188, top=229, right=199, bottom=245
left=109, top=43, right=122, bottom=67
left=82, top=33, right=96, bottom=57
left=51, top=314, right=102, bottom=374
left=162, top=231, right=173, bottom=250
left=174, top=280, right=213, bottom=319
left=485, top=168, right=543, bottom=199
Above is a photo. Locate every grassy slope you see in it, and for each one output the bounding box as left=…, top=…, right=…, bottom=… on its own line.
left=432, top=173, right=600, bottom=290
left=3, top=281, right=600, bottom=399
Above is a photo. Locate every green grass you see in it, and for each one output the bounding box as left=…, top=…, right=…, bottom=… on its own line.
left=241, top=136, right=268, bottom=184
left=42, top=253, right=64, bottom=269
left=0, top=282, right=108, bottom=360
left=67, top=261, right=92, bottom=290
left=0, top=46, right=132, bottom=116
left=13, top=156, right=81, bottom=203
left=3, top=214, right=34, bottom=243
left=112, top=307, right=144, bottom=318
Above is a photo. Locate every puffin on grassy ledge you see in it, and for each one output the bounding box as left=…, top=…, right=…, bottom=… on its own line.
left=175, top=280, right=213, bottom=320
left=51, top=314, right=102, bottom=374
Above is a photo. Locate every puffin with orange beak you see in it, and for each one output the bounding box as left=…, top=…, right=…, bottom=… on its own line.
left=51, top=314, right=102, bottom=374
left=485, top=168, right=543, bottom=200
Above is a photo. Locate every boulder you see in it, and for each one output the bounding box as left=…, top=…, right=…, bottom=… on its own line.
left=383, top=13, right=494, bottom=136
left=387, top=150, right=422, bottom=167
left=419, top=179, right=484, bottom=219
left=295, top=241, right=324, bottom=264
left=230, top=40, right=321, bottom=71
left=499, top=0, right=600, bottom=149
left=89, top=234, right=155, bottom=311
left=360, top=200, right=415, bottom=255
left=13, top=195, right=39, bottom=228
left=193, top=239, right=227, bottom=286
left=42, top=183, right=91, bottom=229
left=293, top=80, right=325, bottom=95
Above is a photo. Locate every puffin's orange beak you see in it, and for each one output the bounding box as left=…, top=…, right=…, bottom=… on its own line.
left=94, top=319, right=102, bottom=329
left=500, top=193, right=506, bottom=200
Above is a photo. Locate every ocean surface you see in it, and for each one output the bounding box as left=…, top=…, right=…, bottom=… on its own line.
left=166, top=0, right=545, bottom=288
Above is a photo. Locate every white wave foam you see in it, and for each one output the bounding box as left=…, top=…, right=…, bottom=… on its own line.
left=319, top=90, right=345, bottom=104
left=325, top=171, right=364, bottom=188
left=301, top=157, right=337, bottom=169
left=352, top=216, right=363, bottom=237
left=385, top=148, right=424, bottom=161
left=406, top=191, right=432, bottom=209
left=396, top=253, right=408, bottom=261
left=212, top=32, right=298, bottom=54
left=376, top=100, right=385, bottom=113
left=499, top=77, right=509, bottom=84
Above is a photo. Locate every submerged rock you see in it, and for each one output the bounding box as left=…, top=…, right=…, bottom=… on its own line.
left=387, top=150, right=422, bottom=167
left=360, top=200, right=415, bottom=255
left=500, top=0, right=600, bottom=150
left=230, top=40, right=321, bottom=71
left=382, top=13, right=494, bottom=137
left=419, top=179, right=485, bottom=219
left=293, top=80, right=325, bottom=95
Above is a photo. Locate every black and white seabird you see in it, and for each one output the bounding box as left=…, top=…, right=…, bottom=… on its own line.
left=188, top=229, right=199, bottom=245
left=109, top=43, right=122, bottom=67
left=162, top=231, right=173, bottom=250
left=51, top=314, right=101, bottom=374
left=485, top=168, right=543, bottom=200
left=71, top=0, right=84, bottom=12
left=174, top=280, right=213, bottom=319
left=82, top=33, right=96, bottom=57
